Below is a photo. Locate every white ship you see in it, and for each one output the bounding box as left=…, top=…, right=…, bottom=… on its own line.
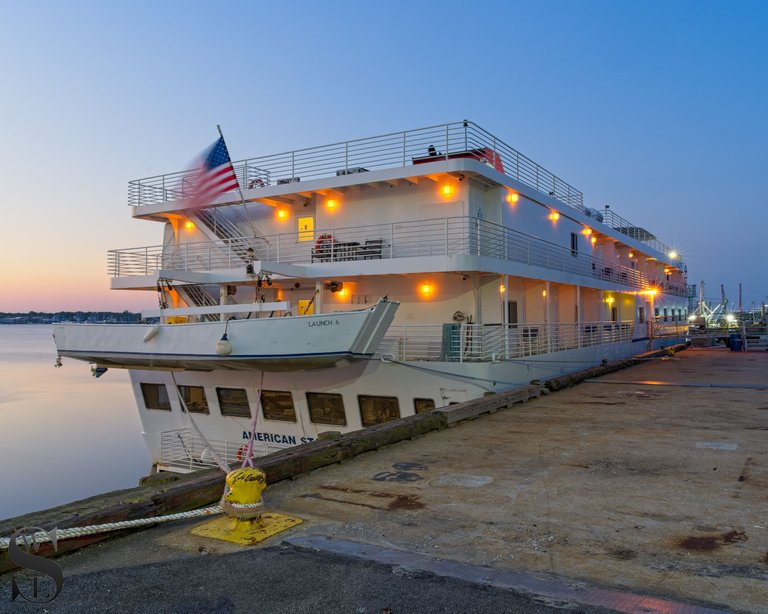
left=54, top=121, right=689, bottom=472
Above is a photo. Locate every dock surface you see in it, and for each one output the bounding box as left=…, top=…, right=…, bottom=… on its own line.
left=2, top=348, right=767, bottom=612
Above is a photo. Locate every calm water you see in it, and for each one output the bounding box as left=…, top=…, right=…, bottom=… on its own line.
left=0, top=325, right=150, bottom=520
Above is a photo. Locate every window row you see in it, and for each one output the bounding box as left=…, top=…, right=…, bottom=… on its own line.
left=140, top=384, right=436, bottom=427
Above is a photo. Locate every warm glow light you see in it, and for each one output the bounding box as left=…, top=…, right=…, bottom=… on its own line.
left=276, top=208, right=289, bottom=220
left=499, top=284, right=506, bottom=294
left=628, top=252, right=634, bottom=258
left=440, top=184, right=455, bottom=197
left=326, top=198, right=337, bottom=210
left=548, top=211, right=560, bottom=221
left=419, top=282, right=433, bottom=298
left=337, top=287, right=348, bottom=298
left=606, top=297, right=615, bottom=304
left=641, top=288, right=659, bottom=297
left=506, top=192, right=519, bottom=203
left=184, top=220, right=195, bottom=230
left=591, top=237, right=597, bottom=245
left=542, top=290, right=547, bottom=298
left=581, top=227, right=592, bottom=236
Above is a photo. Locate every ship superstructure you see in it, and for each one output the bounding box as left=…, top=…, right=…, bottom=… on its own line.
left=54, top=121, right=688, bottom=472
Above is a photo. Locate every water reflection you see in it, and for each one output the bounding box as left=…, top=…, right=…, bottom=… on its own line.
left=0, top=325, right=150, bottom=520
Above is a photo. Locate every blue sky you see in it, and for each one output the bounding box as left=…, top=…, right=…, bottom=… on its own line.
left=1, top=0, right=766, bottom=310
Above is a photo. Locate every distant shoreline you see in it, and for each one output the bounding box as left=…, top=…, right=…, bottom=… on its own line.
left=0, top=312, right=141, bottom=325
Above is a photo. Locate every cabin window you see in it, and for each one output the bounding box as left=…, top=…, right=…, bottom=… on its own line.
left=654, top=307, right=659, bottom=319
left=663, top=308, right=668, bottom=322
left=179, top=385, right=208, bottom=414
left=261, top=390, right=296, bottom=422
left=358, top=395, right=401, bottom=427
left=216, top=388, right=251, bottom=418
left=570, top=233, right=578, bottom=256
left=507, top=300, right=518, bottom=326
left=307, top=392, right=346, bottom=426
left=638, top=306, right=645, bottom=324
left=611, top=306, right=618, bottom=322
left=414, top=398, right=436, bottom=414
left=141, top=383, right=171, bottom=411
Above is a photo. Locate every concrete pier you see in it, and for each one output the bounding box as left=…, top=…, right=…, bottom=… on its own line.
left=2, top=348, right=767, bottom=612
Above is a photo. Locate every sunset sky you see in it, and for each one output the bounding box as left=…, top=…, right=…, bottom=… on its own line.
left=1, top=0, right=766, bottom=311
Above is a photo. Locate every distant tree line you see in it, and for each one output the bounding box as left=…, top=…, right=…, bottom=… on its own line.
left=0, top=311, right=141, bottom=324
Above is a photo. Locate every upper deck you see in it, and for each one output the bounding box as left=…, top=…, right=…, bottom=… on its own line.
left=127, top=121, right=680, bottom=262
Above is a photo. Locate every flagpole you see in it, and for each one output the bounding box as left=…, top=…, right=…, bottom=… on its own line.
left=217, top=124, right=264, bottom=242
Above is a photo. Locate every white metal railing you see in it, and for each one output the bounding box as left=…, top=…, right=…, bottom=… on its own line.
left=158, top=428, right=286, bottom=472
left=108, top=216, right=687, bottom=297
left=128, top=121, right=584, bottom=212
left=600, top=208, right=679, bottom=262
left=377, top=321, right=637, bottom=362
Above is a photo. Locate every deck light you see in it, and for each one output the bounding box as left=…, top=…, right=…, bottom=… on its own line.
left=581, top=228, right=592, bottom=236
left=326, top=198, right=337, bottom=210
left=542, top=290, right=547, bottom=298
left=505, top=192, right=519, bottom=204
left=419, top=282, right=434, bottom=298
left=440, top=183, right=455, bottom=197
left=725, top=314, right=736, bottom=323
left=337, top=287, right=348, bottom=298
left=184, top=220, right=195, bottom=231
left=276, top=208, right=289, bottom=220
left=628, top=251, right=634, bottom=258
left=606, top=297, right=615, bottom=304
left=669, top=250, right=678, bottom=259
left=499, top=284, right=505, bottom=294
left=548, top=211, right=560, bottom=221
left=591, top=236, right=597, bottom=245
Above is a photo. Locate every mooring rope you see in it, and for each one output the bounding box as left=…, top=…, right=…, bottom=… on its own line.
left=0, top=505, right=223, bottom=550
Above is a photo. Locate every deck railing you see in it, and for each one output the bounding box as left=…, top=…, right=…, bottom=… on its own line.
left=377, top=320, right=637, bottom=362
left=108, top=216, right=687, bottom=296
left=158, top=428, right=284, bottom=472
left=128, top=121, right=584, bottom=211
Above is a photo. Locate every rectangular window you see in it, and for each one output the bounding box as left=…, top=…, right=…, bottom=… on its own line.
left=663, top=308, right=668, bottom=322
left=179, top=385, right=208, bottom=414
left=570, top=232, right=578, bottom=256
left=261, top=390, right=296, bottom=422
left=307, top=392, right=346, bottom=426
left=507, top=300, right=518, bottom=325
left=216, top=388, right=251, bottom=418
left=297, top=216, right=314, bottom=242
left=414, top=398, right=436, bottom=414
left=141, top=383, right=171, bottom=411
left=638, top=306, right=645, bottom=324
left=359, top=395, right=401, bottom=427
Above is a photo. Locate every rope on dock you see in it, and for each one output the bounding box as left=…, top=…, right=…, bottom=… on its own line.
left=0, top=505, right=222, bottom=550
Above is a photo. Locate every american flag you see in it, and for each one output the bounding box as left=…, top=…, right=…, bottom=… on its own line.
left=187, top=136, right=239, bottom=207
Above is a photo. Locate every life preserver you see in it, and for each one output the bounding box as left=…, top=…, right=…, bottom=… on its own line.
left=236, top=444, right=250, bottom=462
left=315, top=234, right=333, bottom=250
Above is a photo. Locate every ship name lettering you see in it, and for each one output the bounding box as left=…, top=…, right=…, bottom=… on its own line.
left=242, top=431, right=297, bottom=445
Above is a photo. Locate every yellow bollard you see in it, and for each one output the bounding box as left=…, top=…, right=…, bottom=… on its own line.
left=190, top=467, right=302, bottom=545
